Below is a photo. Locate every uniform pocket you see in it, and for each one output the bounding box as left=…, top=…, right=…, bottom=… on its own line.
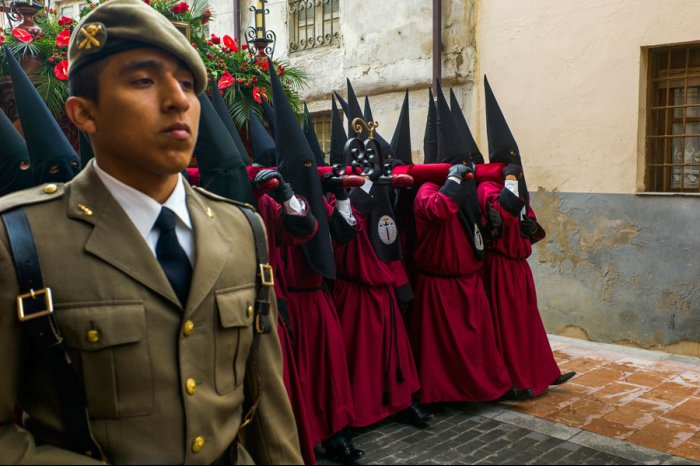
left=214, top=285, right=256, bottom=394
left=56, top=301, right=153, bottom=419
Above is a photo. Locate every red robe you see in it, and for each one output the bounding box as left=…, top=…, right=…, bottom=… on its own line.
left=332, top=206, right=420, bottom=428
left=255, top=194, right=318, bottom=464
left=281, top=198, right=355, bottom=445
left=477, top=181, right=562, bottom=396
left=409, top=182, right=512, bottom=403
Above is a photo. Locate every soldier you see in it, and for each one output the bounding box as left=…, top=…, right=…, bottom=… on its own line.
left=0, top=0, right=303, bottom=463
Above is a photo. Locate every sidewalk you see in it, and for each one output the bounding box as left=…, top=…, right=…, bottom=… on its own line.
left=317, top=335, right=700, bottom=465
left=502, top=335, right=700, bottom=462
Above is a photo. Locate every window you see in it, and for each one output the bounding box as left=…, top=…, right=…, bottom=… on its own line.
left=288, top=0, right=340, bottom=53
left=311, top=111, right=332, bottom=162
left=647, top=45, right=700, bottom=192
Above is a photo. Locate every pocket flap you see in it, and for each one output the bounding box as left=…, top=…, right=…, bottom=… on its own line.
left=56, top=303, right=146, bottom=351
left=216, top=285, right=256, bottom=328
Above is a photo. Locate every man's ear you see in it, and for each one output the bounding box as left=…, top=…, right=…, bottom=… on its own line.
left=65, top=96, right=97, bottom=134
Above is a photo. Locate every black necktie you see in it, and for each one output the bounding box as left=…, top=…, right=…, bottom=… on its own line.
left=155, top=207, right=192, bottom=307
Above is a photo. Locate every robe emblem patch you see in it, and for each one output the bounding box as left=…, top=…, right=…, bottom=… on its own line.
left=378, top=215, right=398, bottom=245
left=474, top=223, right=485, bottom=251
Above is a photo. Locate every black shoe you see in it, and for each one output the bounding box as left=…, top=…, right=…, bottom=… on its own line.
left=396, top=402, right=434, bottom=428
left=323, top=433, right=364, bottom=464
left=496, top=387, right=534, bottom=402
left=551, top=371, right=576, bottom=386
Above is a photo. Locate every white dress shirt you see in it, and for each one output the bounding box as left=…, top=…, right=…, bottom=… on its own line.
left=94, top=161, right=195, bottom=266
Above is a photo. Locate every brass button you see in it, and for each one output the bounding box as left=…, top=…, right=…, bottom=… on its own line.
left=186, top=378, right=197, bottom=395
left=192, top=436, right=205, bottom=453
left=44, top=184, right=58, bottom=194
left=183, top=320, right=195, bottom=336
left=86, top=329, right=100, bottom=344
left=247, top=306, right=254, bottom=318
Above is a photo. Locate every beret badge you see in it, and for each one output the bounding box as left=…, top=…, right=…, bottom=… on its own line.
left=78, top=23, right=107, bottom=52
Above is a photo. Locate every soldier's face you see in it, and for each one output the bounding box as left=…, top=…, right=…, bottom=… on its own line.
left=88, top=48, right=200, bottom=178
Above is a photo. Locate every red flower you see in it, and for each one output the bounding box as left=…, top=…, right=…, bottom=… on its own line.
left=210, top=34, right=220, bottom=45
left=54, top=60, right=68, bottom=81
left=252, top=86, right=262, bottom=104
left=57, top=16, right=73, bottom=27
left=171, top=2, right=189, bottom=13
left=11, top=28, right=33, bottom=43
left=0, top=35, right=4, bottom=46
left=201, top=9, right=211, bottom=24
left=143, top=0, right=150, bottom=4
left=257, top=59, right=269, bottom=71
left=242, top=44, right=248, bottom=50
left=223, top=35, right=238, bottom=53
left=218, top=71, right=234, bottom=90
left=55, top=28, right=71, bottom=47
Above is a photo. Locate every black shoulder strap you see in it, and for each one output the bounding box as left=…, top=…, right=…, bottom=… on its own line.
left=2, top=208, right=106, bottom=461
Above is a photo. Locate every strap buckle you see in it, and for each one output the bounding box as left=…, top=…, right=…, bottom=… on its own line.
left=258, top=263, right=274, bottom=287
left=17, top=288, right=54, bottom=322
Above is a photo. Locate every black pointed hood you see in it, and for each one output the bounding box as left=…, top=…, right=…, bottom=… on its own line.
left=270, top=59, right=335, bottom=279
left=391, top=90, right=412, bottom=164
left=210, top=79, right=250, bottom=166
left=436, top=81, right=469, bottom=165
left=0, top=107, right=33, bottom=195
left=261, top=98, right=276, bottom=138
left=79, top=130, right=94, bottom=167
left=194, top=94, right=254, bottom=203
left=484, top=75, right=521, bottom=166
left=450, top=89, right=484, bottom=164
left=249, top=108, right=276, bottom=167
left=346, top=79, right=367, bottom=142
left=330, top=96, right=347, bottom=166
left=363, top=95, right=394, bottom=159
left=303, top=104, right=327, bottom=166
left=5, top=46, right=80, bottom=184
left=423, top=87, right=438, bottom=164
left=334, top=91, right=349, bottom=120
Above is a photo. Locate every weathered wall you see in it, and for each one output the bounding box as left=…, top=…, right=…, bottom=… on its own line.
left=530, top=190, right=700, bottom=356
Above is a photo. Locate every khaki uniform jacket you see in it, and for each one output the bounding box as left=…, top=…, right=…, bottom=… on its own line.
left=0, top=165, right=303, bottom=465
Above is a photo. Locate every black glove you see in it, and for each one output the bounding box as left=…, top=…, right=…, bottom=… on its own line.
left=488, top=204, right=503, bottom=230
left=321, top=174, right=349, bottom=200
left=447, top=164, right=473, bottom=181
left=503, top=163, right=522, bottom=179
left=519, top=216, right=538, bottom=237
left=254, top=169, right=294, bottom=204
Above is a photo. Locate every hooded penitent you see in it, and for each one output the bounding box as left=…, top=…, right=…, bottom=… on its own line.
left=345, top=79, right=367, bottom=143
left=436, top=80, right=484, bottom=259
left=249, top=108, right=277, bottom=168
left=194, top=94, right=254, bottom=204
left=4, top=46, right=80, bottom=184
left=363, top=96, right=395, bottom=160
left=450, top=89, right=484, bottom=164
left=0, top=107, right=34, bottom=196
left=423, top=88, right=438, bottom=164
left=484, top=75, right=529, bottom=202
left=334, top=91, right=349, bottom=122
left=209, top=79, right=250, bottom=166
left=329, top=95, right=347, bottom=167
left=303, top=104, right=327, bottom=167
left=269, top=59, right=335, bottom=279
left=346, top=82, right=402, bottom=263
left=391, top=90, right=412, bottom=165
left=261, top=98, right=276, bottom=138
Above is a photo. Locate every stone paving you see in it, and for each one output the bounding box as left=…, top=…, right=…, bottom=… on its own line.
left=316, top=336, right=700, bottom=465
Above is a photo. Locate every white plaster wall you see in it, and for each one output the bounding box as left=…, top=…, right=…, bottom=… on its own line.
left=475, top=0, right=700, bottom=194
left=207, top=0, right=235, bottom=38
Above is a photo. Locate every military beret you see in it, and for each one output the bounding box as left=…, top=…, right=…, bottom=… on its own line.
left=68, top=0, right=207, bottom=95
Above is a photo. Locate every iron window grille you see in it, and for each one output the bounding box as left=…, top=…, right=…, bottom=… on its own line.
left=288, top=0, right=340, bottom=53
left=647, top=45, right=700, bottom=193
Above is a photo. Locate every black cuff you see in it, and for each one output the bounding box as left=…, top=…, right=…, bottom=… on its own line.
left=329, top=208, right=357, bottom=244
left=282, top=206, right=317, bottom=237
left=395, top=283, right=415, bottom=304
left=439, top=180, right=469, bottom=206
left=498, top=188, right=526, bottom=216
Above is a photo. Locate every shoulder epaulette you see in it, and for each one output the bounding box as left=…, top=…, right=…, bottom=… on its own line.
left=192, top=185, right=257, bottom=212
left=0, top=183, right=65, bottom=214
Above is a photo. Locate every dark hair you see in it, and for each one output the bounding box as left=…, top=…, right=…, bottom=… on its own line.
left=68, top=58, right=106, bottom=102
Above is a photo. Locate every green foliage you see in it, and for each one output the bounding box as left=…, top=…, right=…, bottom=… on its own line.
left=0, top=0, right=307, bottom=128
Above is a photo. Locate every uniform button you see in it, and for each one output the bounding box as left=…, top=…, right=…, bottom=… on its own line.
left=247, top=306, right=254, bottom=318
left=44, top=184, right=58, bottom=194
left=183, top=320, right=195, bottom=336
left=192, top=436, right=205, bottom=453
left=86, top=329, right=100, bottom=344
left=186, top=378, right=197, bottom=395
